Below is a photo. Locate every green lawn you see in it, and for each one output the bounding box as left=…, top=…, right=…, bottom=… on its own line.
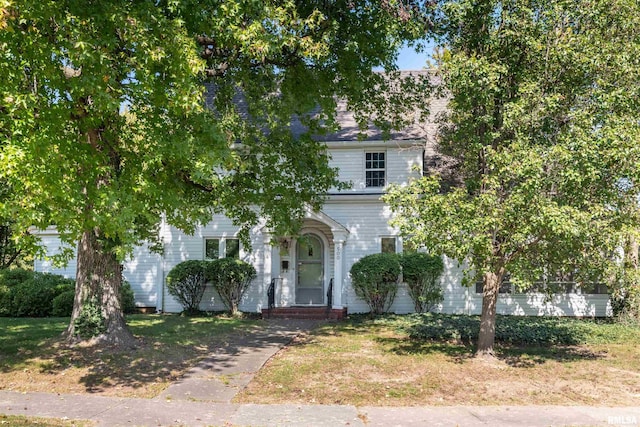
left=238, top=314, right=640, bottom=406
left=2, top=313, right=640, bottom=406
left=0, top=313, right=260, bottom=397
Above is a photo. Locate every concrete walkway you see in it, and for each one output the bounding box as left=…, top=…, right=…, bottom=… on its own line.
left=158, top=319, right=318, bottom=403
left=1, top=318, right=639, bottom=426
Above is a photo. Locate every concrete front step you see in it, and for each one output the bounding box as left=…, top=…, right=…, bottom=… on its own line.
left=262, top=307, right=347, bottom=320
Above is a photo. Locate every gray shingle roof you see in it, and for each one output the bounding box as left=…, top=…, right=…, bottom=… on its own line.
left=205, top=70, right=448, bottom=144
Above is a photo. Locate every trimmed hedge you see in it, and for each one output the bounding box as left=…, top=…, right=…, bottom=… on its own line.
left=120, top=281, right=136, bottom=314
left=52, top=290, right=75, bottom=317
left=0, top=268, right=137, bottom=317
left=205, top=258, right=256, bottom=315
left=400, top=252, right=444, bottom=313
left=350, top=253, right=401, bottom=315
left=166, top=260, right=208, bottom=315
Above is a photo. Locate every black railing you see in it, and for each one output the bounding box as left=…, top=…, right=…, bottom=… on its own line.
left=267, top=278, right=277, bottom=310
left=327, top=278, right=333, bottom=310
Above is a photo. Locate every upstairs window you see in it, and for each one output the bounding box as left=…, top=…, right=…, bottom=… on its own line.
left=365, top=152, right=386, bottom=187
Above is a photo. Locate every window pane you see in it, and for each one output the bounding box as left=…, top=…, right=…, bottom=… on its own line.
left=381, top=237, right=396, bottom=254
left=475, top=276, right=512, bottom=294
left=365, top=152, right=386, bottom=187
left=205, top=239, right=220, bottom=260
left=298, top=235, right=322, bottom=261
left=581, top=282, right=608, bottom=294
left=366, top=170, right=385, bottom=187
left=226, top=238, right=240, bottom=259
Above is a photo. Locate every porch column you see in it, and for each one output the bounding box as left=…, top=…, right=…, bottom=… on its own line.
left=332, top=231, right=347, bottom=309
left=263, top=232, right=272, bottom=304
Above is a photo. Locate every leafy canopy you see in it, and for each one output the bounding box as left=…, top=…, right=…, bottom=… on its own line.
left=386, top=0, right=640, bottom=289
left=0, top=0, right=430, bottom=260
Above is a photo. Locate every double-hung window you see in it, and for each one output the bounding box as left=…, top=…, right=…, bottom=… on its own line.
left=204, top=238, right=240, bottom=260
left=365, top=152, right=386, bottom=188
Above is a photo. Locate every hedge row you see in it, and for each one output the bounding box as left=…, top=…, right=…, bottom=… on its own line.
left=350, top=252, right=444, bottom=315
left=166, top=258, right=256, bottom=315
left=0, top=268, right=136, bottom=317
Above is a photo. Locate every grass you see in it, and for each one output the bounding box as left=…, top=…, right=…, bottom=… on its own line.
left=0, top=414, right=93, bottom=426
left=0, top=313, right=260, bottom=398
left=2, top=313, right=640, bottom=407
left=236, top=314, right=640, bottom=406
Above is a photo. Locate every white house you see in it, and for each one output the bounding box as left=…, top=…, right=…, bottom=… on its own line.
left=35, top=73, right=612, bottom=318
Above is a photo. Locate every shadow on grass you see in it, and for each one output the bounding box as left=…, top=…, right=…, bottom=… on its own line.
left=497, top=345, right=607, bottom=368
left=307, top=314, right=611, bottom=368
left=376, top=336, right=476, bottom=362
left=0, top=314, right=275, bottom=395
left=374, top=335, right=607, bottom=367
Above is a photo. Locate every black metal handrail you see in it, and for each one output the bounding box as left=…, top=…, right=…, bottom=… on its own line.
left=327, top=278, right=333, bottom=310
left=267, top=278, right=277, bottom=310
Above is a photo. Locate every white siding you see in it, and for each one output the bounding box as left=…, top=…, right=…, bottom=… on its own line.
left=159, top=216, right=267, bottom=314
left=323, top=201, right=405, bottom=313
left=329, top=148, right=365, bottom=191
left=34, top=235, right=77, bottom=279
left=34, top=233, right=161, bottom=309
left=34, top=141, right=613, bottom=318
left=467, top=290, right=611, bottom=317
left=122, top=244, right=161, bottom=308
left=328, top=144, right=422, bottom=193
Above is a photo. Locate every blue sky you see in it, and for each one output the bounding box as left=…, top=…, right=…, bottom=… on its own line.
left=395, top=43, right=435, bottom=70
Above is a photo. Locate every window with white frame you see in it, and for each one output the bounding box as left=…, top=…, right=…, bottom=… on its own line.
left=365, top=152, right=386, bottom=187
left=381, top=237, right=397, bottom=254
left=204, top=238, right=240, bottom=260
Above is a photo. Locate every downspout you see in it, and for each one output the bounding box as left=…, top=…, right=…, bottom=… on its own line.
left=157, top=214, right=166, bottom=314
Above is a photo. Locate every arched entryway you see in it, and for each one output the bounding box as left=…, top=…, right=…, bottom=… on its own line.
left=261, top=207, right=349, bottom=318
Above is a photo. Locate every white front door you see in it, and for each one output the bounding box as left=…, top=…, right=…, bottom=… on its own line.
left=295, top=234, right=324, bottom=305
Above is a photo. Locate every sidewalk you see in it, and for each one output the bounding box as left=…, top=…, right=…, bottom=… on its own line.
left=1, top=391, right=639, bottom=426
left=1, top=318, right=639, bottom=426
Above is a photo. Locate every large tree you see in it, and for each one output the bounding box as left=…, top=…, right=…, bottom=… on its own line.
left=386, top=0, right=640, bottom=356
left=0, top=0, right=429, bottom=346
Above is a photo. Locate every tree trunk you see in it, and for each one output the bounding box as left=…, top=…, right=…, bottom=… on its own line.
left=64, top=228, right=137, bottom=348
left=476, top=269, right=504, bottom=357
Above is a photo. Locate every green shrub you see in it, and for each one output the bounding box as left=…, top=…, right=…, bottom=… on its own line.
left=52, top=290, right=75, bottom=317
left=120, top=281, right=136, bottom=314
left=400, top=252, right=444, bottom=313
left=10, top=278, right=58, bottom=317
left=204, top=258, right=256, bottom=315
left=0, top=269, right=37, bottom=316
left=6, top=272, right=74, bottom=317
left=0, top=284, right=10, bottom=316
left=405, top=314, right=594, bottom=346
left=0, top=268, right=36, bottom=287
left=350, top=253, right=401, bottom=315
left=73, top=296, right=106, bottom=339
left=166, top=260, right=208, bottom=315
left=9, top=273, right=74, bottom=317
left=609, top=267, right=640, bottom=323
